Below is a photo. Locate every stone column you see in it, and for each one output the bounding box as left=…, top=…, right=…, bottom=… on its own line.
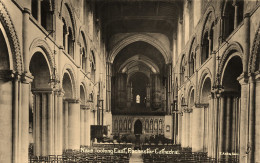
left=218, top=96, right=225, bottom=159
left=56, top=90, right=64, bottom=155
left=0, top=71, right=16, bottom=162
left=47, top=92, right=54, bottom=155
left=63, top=100, right=69, bottom=150
left=68, top=99, right=80, bottom=150
left=80, top=105, right=85, bottom=146
left=33, top=92, right=41, bottom=156
left=254, top=74, right=260, bottom=162
left=37, top=0, right=42, bottom=23
left=243, top=13, right=250, bottom=74
left=248, top=75, right=256, bottom=162
left=238, top=76, right=249, bottom=162
left=225, top=96, right=231, bottom=153
left=192, top=107, right=202, bottom=152
left=85, top=107, right=91, bottom=146
left=146, top=84, right=150, bottom=108
left=106, top=62, right=112, bottom=112
left=127, top=84, right=132, bottom=108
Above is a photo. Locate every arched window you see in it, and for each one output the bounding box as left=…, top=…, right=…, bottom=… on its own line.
left=31, top=0, right=54, bottom=31
left=145, top=120, right=149, bottom=131
left=62, top=19, right=67, bottom=50
left=136, top=95, right=140, bottom=103
left=150, top=119, right=153, bottom=130
left=68, top=27, right=74, bottom=57
left=223, top=0, right=235, bottom=39
left=189, top=52, right=195, bottom=76
left=128, top=120, right=132, bottom=130
left=80, top=32, right=87, bottom=72
left=202, top=32, right=209, bottom=64
left=90, top=51, right=96, bottom=82
left=159, top=119, right=162, bottom=130
left=41, top=0, right=54, bottom=31
left=115, top=120, right=118, bottom=130
left=180, top=56, right=186, bottom=85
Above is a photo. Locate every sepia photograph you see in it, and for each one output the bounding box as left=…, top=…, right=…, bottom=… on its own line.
left=0, top=0, right=259, bottom=162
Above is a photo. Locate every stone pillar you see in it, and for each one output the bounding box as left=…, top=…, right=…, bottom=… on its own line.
left=248, top=75, right=256, bottom=162
left=0, top=71, right=15, bottom=162
left=146, top=84, right=150, bottom=108
left=47, top=92, right=54, bottom=155
left=192, top=107, right=202, bottom=152
left=34, top=93, right=41, bottom=156
left=127, top=84, right=132, bottom=108
left=37, top=0, right=42, bottom=23
left=85, top=108, right=91, bottom=146
left=243, top=13, right=250, bottom=74
left=41, top=93, right=47, bottom=156
left=106, top=62, right=112, bottom=112
left=68, top=99, right=80, bottom=150
left=218, top=96, right=225, bottom=159
left=255, top=74, right=260, bottom=163
left=233, top=2, right=238, bottom=28
left=225, top=96, right=231, bottom=153
left=63, top=100, right=69, bottom=150
left=80, top=105, right=85, bottom=146
left=238, top=76, right=249, bottom=162
left=181, top=112, right=186, bottom=147
left=57, top=90, right=64, bottom=155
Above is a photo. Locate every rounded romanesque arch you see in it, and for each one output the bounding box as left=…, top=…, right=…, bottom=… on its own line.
left=198, top=68, right=212, bottom=102
left=218, top=42, right=243, bottom=82
left=61, top=64, right=77, bottom=99
left=108, top=34, right=171, bottom=64
left=249, top=23, right=260, bottom=73
left=199, top=6, right=216, bottom=44
left=0, top=1, right=23, bottom=73
left=29, top=37, right=55, bottom=74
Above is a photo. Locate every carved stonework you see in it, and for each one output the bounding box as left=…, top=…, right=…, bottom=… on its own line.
left=249, top=24, right=260, bottom=73
left=218, top=42, right=244, bottom=79
left=29, top=37, right=56, bottom=74
left=0, top=1, right=23, bottom=73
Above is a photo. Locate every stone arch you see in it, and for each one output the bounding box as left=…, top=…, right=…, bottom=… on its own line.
left=218, top=42, right=243, bottom=79
left=108, top=34, right=170, bottom=64
left=198, top=71, right=212, bottom=104
left=61, top=64, right=77, bottom=99
left=221, top=53, right=243, bottom=87
left=187, top=86, right=195, bottom=107
left=249, top=23, right=260, bottom=73
left=0, top=1, right=23, bottom=73
left=61, top=1, right=77, bottom=39
left=29, top=38, right=55, bottom=74
left=80, top=83, right=87, bottom=105
left=199, top=5, right=216, bottom=44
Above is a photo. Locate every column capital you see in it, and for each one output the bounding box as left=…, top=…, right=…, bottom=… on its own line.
left=237, top=73, right=249, bottom=85
left=57, top=89, right=65, bottom=97
left=22, top=8, right=31, bottom=14
left=21, top=72, right=33, bottom=84
left=255, top=71, right=260, bottom=81
left=183, top=108, right=193, bottom=113
left=195, top=103, right=209, bottom=108
left=64, top=98, right=80, bottom=103
left=31, top=88, right=54, bottom=94
left=0, top=70, right=18, bottom=81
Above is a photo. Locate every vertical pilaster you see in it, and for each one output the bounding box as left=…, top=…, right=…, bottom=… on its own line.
left=68, top=99, right=80, bottom=150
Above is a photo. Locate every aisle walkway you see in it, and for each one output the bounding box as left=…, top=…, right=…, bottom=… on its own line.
left=129, top=153, right=143, bottom=163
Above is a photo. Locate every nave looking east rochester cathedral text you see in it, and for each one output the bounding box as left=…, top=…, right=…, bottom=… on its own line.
left=0, top=0, right=259, bottom=162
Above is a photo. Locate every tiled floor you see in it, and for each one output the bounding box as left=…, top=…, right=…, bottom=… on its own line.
left=129, top=153, right=143, bottom=163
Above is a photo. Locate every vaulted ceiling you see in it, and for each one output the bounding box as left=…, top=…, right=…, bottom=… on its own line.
left=96, top=0, right=183, bottom=42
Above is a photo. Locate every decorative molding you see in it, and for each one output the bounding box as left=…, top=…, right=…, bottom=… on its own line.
left=108, top=33, right=170, bottom=64
left=29, top=37, right=56, bottom=74
left=218, top=42, right=244, bottom=80
left=0, top=1, right=23, bottom=73
left=249, top=23, right=260, bottom=73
